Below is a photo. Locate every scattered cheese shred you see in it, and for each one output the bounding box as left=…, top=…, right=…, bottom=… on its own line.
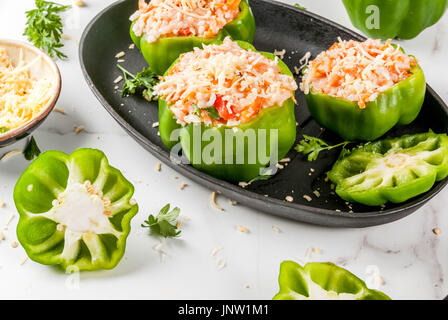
left=211, top=245, right=223, bottom=256
left=1, top=149, right=22, bottom=161
left=53, top=107, right=65, bottom=114
left=115, top=51, right=125, bottom=59
left=5, top=213, right=15, bottom=227
left=211, top=191, right=223, bottom=211
left=74, top=125, right=84, bottom=134
left=19, top=255, right=28, bottom=265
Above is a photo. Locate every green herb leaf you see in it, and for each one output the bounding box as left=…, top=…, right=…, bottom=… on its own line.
left=294, top=3, right=307, bottom=10
left=205, top=107, right=221, bottom=120
left=0, top=127, right=9, bottom=134
left=117, top=64, right=159, bottom=100
left=23, top=0, right=71, bottom=59
left=141, top=204, right=181, bottom=238
left=192, top=104, right=203, bottom=118
left=23, top=136, right=41, bottom=161
left=247, top=168, right=274, bottom=184
left=295, top=135, right=351, bottom=161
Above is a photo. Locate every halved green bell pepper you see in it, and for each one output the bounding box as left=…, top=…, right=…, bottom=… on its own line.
left=273, top=261, right=390, bottom=300
left=305, top=63, right=426, bottom=141
left=14, top=149, right=138, bottom=271
left=158, top=41, right=296, bottom=182
left=130, top=0, right=256, bottom=75
left=342, top=0, right=448, bottom=40
left=328, top=131, right=448, bottom=206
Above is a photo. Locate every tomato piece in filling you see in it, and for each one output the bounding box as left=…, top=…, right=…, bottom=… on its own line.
left=214, top=95, right=237, bottom=121
left=178, top=27, right=192, bottom=36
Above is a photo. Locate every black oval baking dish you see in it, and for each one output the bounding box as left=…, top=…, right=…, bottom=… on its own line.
left=79, top=0, right=448, bottom=227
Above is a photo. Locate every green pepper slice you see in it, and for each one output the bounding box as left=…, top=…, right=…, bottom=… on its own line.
left=305, top=63, right=426, bottom=141
left=158, top=41, right=297, bottom=183
left=328, top=131, right=448, bottom=206
left=130, top=0, right=256, bottom=75
left=14, top=149, right=138, bottom=271
left=342, top=0, right=448, bottom=40
left=273, top=261, right=390, bottom=300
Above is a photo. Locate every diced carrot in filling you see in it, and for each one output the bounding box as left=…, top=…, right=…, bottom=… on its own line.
left=130, top=0, right=241, bottom=43
left=154, top=37, right=298, bottom=127
left=300, top=38, right=416, bottom=109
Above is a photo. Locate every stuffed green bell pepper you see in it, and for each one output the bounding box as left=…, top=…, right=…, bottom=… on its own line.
left=14, top=149, right=138, bottom=271
left=129, top=0, right=256, bottom=75
left=328, top=131, right=448, bottom=206
left=153, top=37, right=298, bottom=182
left=273, top=261, right=390, bottom=300
left=300, top=38, right=426, bottom=141
left=342, top=0, right=448, bottom=40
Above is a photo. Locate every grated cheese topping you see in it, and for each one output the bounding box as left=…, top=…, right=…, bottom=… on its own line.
left=154, top=37, right=297, bottom=126
left=0, top=48, right=53, bottom=133
left=130, top=0, right=241, bottom=43
left=300, top=39, right=416, bottom=109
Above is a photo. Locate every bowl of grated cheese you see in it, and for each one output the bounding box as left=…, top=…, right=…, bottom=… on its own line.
left=0, top=39, right=61, bottom=147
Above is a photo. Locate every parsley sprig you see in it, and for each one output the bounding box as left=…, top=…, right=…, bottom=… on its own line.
left=24, top=0, right=71, bottom=59
left=295, top=135, right=352, bottom=161
left=204, top=107, right=220, bottom=120
left=117, top=64, right=159, bottom=101
left=142, top=204, right=181, bottom=238
left=191, top=105, right=221, bottom=120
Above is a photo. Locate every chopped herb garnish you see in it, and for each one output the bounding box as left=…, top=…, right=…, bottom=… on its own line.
left=192, top=104, right=202, bottom=118
left=247, top=168, right=274, bottom=184
left=295, top=135, right=352, bottom=161
left=205, top=106, right=221, bottom=120
left=0, top=127, right=9, bottom=134
left=23, top=136, right=41, bottom=161
left=24, top=0, right=71, bottom=59
left=294, top=3, right=307, bottom=10
left=117, top=64, right=159, bottom=100
left=141, top=204, right=181, bottom=238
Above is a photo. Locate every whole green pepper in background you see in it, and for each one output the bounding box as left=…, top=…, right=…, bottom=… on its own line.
left=158, top=41, right=297, bottom=183
left=14, top=149, right=138, bottom=271
left=130, top=0, right=256, bottom=75
left=328, top=131, right=448, bottom=206
left=342, top=0, right=448, bottom=40
left=305, top=63, right=426, bottom=141
left=274, top=261, right=390, bottom=300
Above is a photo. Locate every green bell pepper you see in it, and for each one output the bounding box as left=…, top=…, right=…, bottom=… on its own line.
left=158, top=41, right=297, bottom=182
left=130, top=0, right=256, bottom=75
left=305, top=63, right=426, bottom=141
left=328, top=131, right=448, bottom=206
left=342, top=0, right=448, bottom=40
left=273, top=261, right=390, bottom=300
left=14, top=148, right=138, bottom=271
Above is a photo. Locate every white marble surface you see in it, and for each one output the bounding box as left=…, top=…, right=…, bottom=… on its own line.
left=0, top=0, right=447, bottom=300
